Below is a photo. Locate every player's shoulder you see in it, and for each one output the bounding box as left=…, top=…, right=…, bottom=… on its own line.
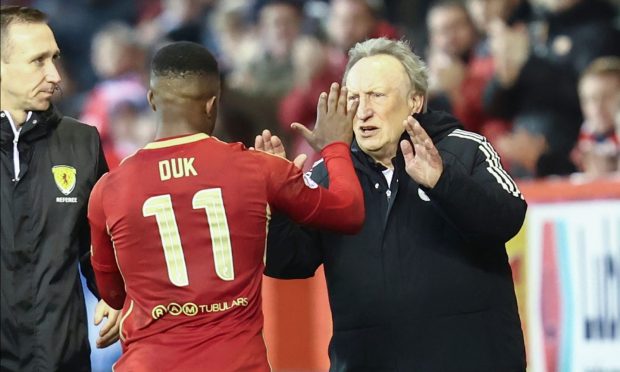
left=185, top=136, right=248, bottom=158
left=100, top=150, right=142, bottom=185
left=92, top=171, right=112, bottom=196
left=213, top=137, right=292, bottom=165
left=211, top=137, right=247, bottom=152
left=116, top=149, right=141, bottom=167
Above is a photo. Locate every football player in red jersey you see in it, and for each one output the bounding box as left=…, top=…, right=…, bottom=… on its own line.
left=87, top=41, right=364, bottom=371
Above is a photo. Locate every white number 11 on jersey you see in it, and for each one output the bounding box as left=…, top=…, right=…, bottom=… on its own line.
left=142, top=188, right=234, bottom=287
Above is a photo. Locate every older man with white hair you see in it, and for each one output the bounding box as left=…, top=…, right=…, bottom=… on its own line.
left=262, top=37, right=527, bottom=372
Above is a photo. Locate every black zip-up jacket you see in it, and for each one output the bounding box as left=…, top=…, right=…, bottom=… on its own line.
left=1, top=106, right=107, bottom=371
left=265, top=111, right=527, bottom=371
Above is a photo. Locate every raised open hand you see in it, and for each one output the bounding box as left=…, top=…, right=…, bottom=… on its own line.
left=290, top=82, right=359, bottom=152
left=254, top=129, right=307, bottom=170
left=400, top=115, right=443, bottom=188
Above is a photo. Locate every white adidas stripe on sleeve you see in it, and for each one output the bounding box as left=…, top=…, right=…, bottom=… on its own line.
left=448, top=129, right=523, bottom=199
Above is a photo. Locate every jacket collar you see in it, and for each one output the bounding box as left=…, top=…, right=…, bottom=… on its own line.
left=1, top=105, right=62, bottom=148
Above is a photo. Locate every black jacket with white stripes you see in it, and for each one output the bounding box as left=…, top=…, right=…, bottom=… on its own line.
left=265, top=110, right=527, bottom=372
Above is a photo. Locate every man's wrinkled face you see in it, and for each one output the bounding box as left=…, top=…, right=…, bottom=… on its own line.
left=0, top=22, right=61, bottom=113
left=345, top=55, right=421, bottom=166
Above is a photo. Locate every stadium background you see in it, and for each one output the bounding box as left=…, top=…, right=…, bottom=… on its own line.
left=2, top=0, right=619, bottom=370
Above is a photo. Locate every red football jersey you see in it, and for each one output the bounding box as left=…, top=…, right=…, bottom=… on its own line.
left=88, top=133, right=363, bottom=371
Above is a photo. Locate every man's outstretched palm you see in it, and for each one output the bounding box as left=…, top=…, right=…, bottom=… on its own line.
left=254, top=82, right=358, bottom=170
left=400, top=115, right=443, bottom=189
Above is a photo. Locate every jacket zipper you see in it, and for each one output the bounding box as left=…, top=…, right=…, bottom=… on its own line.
left=3, top=111, right=31, bottom=182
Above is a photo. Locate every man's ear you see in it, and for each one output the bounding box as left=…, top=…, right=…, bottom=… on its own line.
left=205, top=95, right=217, bottom=118
left=147, top=90, right=156, bottom=112
left=408, top=92, right=425, bottom=114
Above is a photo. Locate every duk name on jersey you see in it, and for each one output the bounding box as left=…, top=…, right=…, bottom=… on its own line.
left=52, top=165, right=78, bottom=203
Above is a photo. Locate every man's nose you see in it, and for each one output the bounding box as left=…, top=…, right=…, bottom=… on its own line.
left=46, top=62, right=62, bottom=84
left=356, top=97, right=373, bottom=121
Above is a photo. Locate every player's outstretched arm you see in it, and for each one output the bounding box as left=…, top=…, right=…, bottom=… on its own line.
left=266, top=83, right=364, bottom=233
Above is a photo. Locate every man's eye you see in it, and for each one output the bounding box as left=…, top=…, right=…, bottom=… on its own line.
left=372, top=92, right=385, bottom=98
left=348, top=96, right=359, bottom=101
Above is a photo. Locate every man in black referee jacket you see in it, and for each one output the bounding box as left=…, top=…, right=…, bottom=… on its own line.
left=1, top=6, right=120, bottom=371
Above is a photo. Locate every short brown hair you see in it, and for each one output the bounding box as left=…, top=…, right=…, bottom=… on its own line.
left=1, top=5, right=48, bottom=60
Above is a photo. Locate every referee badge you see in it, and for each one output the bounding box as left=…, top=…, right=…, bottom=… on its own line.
left=52, top=165, right=77, bottom=195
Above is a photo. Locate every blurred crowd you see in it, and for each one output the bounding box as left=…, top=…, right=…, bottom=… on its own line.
left=4, top=0, right=619, bottom=178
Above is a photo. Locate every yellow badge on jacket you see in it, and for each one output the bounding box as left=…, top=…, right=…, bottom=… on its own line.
left=52, top=165, right=77, bottom=195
